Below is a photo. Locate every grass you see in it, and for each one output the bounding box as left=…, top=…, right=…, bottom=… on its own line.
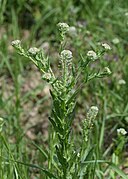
left=0, top=0, right=128, bottom=178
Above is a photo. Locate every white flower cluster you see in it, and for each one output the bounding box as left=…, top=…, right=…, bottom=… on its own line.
left=87, top=50, right=97, bottom=60
left=57, top=22, right=69, bottom=33
left=117, top=128, right=127, bottom=135
left=87, top=106, right=99, bottom=120
left=11, top=40, right=21, bottom=46
left=28, top=47, right=40, bottom=55
left=101, top=43, right=111, bottom=50
left=103, top=67, right=111, bottom=75
left=60, top=50, right=73, bottom=60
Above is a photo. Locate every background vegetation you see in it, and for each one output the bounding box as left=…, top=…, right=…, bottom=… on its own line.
left=0, top=0, right=128, bottom=178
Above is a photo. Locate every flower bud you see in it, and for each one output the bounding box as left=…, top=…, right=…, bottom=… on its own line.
left=11, top=40, right=21, bottom=46
left=87, top=106, right=99, bottom=120
left=87, top=50, right=97, bottom=60
left=102, top=67, right=111, bottom=75
left=28, top=47, right=40, bottom=56
left=101, top=43, right=111, bottom=50
left=60, top=50, right=72, bottom=60
left=57, top=22, right=69, bottom=34
left=11, top=40, right=22, bottom=50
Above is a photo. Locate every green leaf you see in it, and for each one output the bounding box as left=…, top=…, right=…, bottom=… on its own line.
left=78, top=146, right=95, bottom=177
left=1, top=156, right=57, bottom=179
left=109, top=162, right=128, bottom=179
left=67, top=104, right=76, bottom=126
left=68, top=151, right=78, bottom=170
left=56, top=145, right=68, bottom=168
left=81, top=160, right=128, bottom=179
left=49, top=117, right=58, bottom=130
left=52, top=109, right=63, bottom=133
left=50, top=89, right=56, bottom=100
left=32, top=142, right=48, bottom=159
left=81, top=146, right=94, bottom=162
left=66, top=89, right=79, bottom=106
left=14, top=160, right=57, bottom=178
left=53, top=99, right=64, bottom=119
left=49, top=117, right=63, bottom=134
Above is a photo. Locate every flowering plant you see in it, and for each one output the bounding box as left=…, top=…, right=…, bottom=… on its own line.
left=12, top=23, right=112, bottom=178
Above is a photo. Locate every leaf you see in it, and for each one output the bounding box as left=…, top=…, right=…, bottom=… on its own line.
left=50, top=89, right=56, bottom=100
left=16, top=161, right=57, bottom=178
left=49, top=117, right=58, bottom=131
left=108, top=162, right=128, bottom=179
left=66, top=77, right=75, bottom=90
left=56, top=145, right=67, bottom=168
left=49, top=117, right=63, bottom=135
left=78, top=146, right=95, bottom=177
left=31, top=142, right=48, bottom=159
left=68, top=151, right=78, bottom=170
left=81, top=160, right=128, bottom=179
left=67, top=103, right=76, bottom=126
left=81, top=146, right=94, bottom=162
left=66, top=89, right=79, bottom=106
left=53, top=99, right=62, bottom=119
left=52, top=110, right=63, bottom=134
left=1, top=156, right=57, bottom=179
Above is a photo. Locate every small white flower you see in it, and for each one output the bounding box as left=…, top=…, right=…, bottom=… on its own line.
left=112, top=38, right=120, bottom=44
left=28, top=47, right=40, bottom=55
left=87, top=50, right=97, bottom=60
left=11, top=40, right=21, bottom=46
left=57, top=22, right=69, bottom=33
left=101, top=43, right=111, bottom=50
left=60, top=50, right=73, bottom=60
left=118, top=79, right=126, bottom=85
left=103, top=67, right=111, bottom=75
left=87, top=106, right=99, bottom=120
left=117, top=128, right=127, bottom=135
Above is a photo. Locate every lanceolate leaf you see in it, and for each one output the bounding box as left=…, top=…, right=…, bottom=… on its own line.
left=31, top=142, right=48, bottom=159
left=66, top=89, right=79, bottom=106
